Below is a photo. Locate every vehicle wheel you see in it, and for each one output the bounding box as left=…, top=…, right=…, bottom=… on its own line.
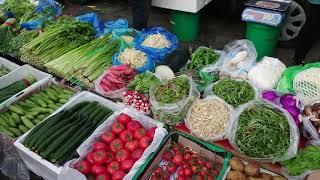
left=279, top=0, right=310, bottom=44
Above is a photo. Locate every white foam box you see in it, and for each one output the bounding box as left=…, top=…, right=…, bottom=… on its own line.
left=0, top=64, right=52, bottom=108
left=151, top=0, right=212, bottom=13
left=0, top=57, right=20, bottom=79
left=14, top=91, right=124, bottom=180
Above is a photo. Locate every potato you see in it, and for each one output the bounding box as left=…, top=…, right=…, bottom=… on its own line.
left=245, top=163, right=260, bottom=177
left=226, top=170, right=246, bottom=180
left=272, top=176, right=287, bottom=180
left=229, top=157, right=245, bottom=172
left=261, top=173, right=272, bottom=180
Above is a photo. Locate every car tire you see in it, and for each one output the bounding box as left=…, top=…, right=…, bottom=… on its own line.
left=279, top=0, right=311, bottom=47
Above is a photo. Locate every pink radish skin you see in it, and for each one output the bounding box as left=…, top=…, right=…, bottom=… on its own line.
left=111, top=65, right=128, bottom=71
left=100, top=82, right=111, bottom=92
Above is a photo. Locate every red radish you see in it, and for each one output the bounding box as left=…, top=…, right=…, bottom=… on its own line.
left=121, top=159, right=135, bottom=171
left=132, top=148, right=144, bottom=161
left=73, top=160, right=91, bottom=174
left=95, top=173, right=110, bottom=180
left=85, top=152, right=95, bottom=164
left=139, top=136, right=152, bottom=149
left=112, top=64, right=129, bottom=71
left=100, top=83, right=111, bottom=92
left=147, top=127, right=156, bottom=138
left=93, top=142, right=108, bottom=151
left=101, top=132, right=115, bottom=144
left=106, top=75, right=122, bottom=84
left=91, top=165, right=106, bottom=175
left=117, top=113, right=132, bottom=124
left=127, top=120, right=142, bottom=132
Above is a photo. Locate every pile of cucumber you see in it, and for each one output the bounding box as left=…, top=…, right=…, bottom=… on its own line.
left=0, top=84, right=75, bottom=138
left=23, top=101, right=113, bottom=165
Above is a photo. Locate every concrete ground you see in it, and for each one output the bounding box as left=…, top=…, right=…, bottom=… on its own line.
left=64, top=0, right=320, bottom=66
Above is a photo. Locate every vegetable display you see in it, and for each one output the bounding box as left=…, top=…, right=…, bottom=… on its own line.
left=127, top=72, right=160, bottom=96
left=187, top=98, right=230, bottom=140
left=0, top=84, right=75, bottom=138
left=123, top=91, right=150, bottom=113
left=0, top=65, right=10, bottom=77
left=303, top=103, right=320, bottom=133
left=212, top=78, right=255, bottom=107
left=46, top=35, right=120, bottom=87
left=141, top=34, right=171, bottom=48
left=187, top=47, right=220, bottom=70
left=0, top=0, right=35, bottom=21
left=118, top=48, right=147, bottom=68
left=0, top=18, right=20, bottom=54
left=23, top=101, right=113, bottom=164
left=150, top=142, right=222, bottom=180
left=7, top=29, right=38, bottom=58
left=21, top=16, right=94, bottom=68
left=281, top=146, right=320, bottom=176
left=73, top=113, right=155, bottom=179
left=227, top=157, right=286, bottom=180
left=0, top=74, right=36, bottom=103
left=234, top=103, right=290, bottom=159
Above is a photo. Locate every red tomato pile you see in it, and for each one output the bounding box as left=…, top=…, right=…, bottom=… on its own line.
left=73, top=113, right=156, bottom=180
left=150, top=143, right=222, bottom=180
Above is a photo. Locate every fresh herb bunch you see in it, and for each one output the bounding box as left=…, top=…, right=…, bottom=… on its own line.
left=1, top=0, right=35, bottom=21
left=127, top=72, right=160, bottom=96
left=235, top=103, right=290, bottom=159
left=7, top=29, right=38, bottom=57
left=187, top=47, right=220, bottom=70
left=0, top=18, right=19, bottom=54
left=177, top=69, right=218, bottom=92
left=154, top=76, right=190, bottom=104
left=213, top=78, right=255, bottom=107
left=281, top=146, right=320, bottom=176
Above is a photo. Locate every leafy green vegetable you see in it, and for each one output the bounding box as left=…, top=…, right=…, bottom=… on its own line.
left=235, top=103, right=290, bottom=159
left=282, top=146, right=320, bottom=176
left=7, top=29, right=38, bottom=57
left=127, top=72, right=160, bottom=96
left=0, top=18, right=19, bottom=54
left=154, top=76, right=190, bottom=104
left=1, top=0, right=35, bottom=21
left=0, top=65, right=10, bottom=77
left=177, top=69, right=218, bottom=92
left=187, top=47, right=220, bottom=70
left=212, top=78, right=255, bottom=107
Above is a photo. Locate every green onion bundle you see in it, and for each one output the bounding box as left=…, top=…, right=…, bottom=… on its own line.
left=1, top=0, right=35, bottom=22
left=0, top=18, right=20, bottom=54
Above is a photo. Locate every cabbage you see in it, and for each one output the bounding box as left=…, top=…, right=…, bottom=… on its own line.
left=280, top=94, right=296, bottom=108
left=262, top=90, right=278, bottom=102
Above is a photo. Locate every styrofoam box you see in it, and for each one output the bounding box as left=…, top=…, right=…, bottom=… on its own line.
left=0, top=57, right=20, bottom=79
left=0, top=64, right=52, bottom=109
left=151, top=0, right=212, bottom=13
left=14, top=91, right=124, bottom=180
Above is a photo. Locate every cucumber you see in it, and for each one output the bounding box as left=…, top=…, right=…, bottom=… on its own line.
left=37, top=122, right=75, bottom=153
left=0, top=116, right=9, bottom=127
left=25, top=114, right=34, bottom=120
left=18, top=101, right=32, bottom=109
left=9, top=127, right=22, bottom=137
left=21, top=116, right=35, bottom=129
left=36, top=114, right=47, bottom=120
left=41, top=120, right=85, bottom=158
left=67, top=101, right=90, bottom=113
left=11, top=113, right=22, bottom=124
left=32, top=119, right=42, bottom=125
left=51, top=85, right=63, bottom=94
left=58, top=99, right=67, bottom=104
left=29, top=96, right=47, bottom=108
left=48, top=104, right=59, bottom=110
left=62, top=89, right=74, bottom=95
left=8, top=105, right=25, bottom=115
left=44, top=89, right=58, bottom=102
left=4, top=113, right=16, bottom=127
left=76, top=101, right=98, bottom=117
left=24, top=99, right=40, bottom=108
left=92, top=109, right=111, bottom=124
left=0, top=125, right=15, bottom=137
left=96, top=111, right=113, bottom=126
left=23, top=111, right=66, bottom=147
left=57, top=94, right=71, bottom=100
left=18, top=125, right=29, bottom=133
left=36, top=93, right=55, bottom=105
left=30, top=107, right=50, bottom=114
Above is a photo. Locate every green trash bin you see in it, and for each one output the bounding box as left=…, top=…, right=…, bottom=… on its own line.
left=171, top=10, right=200, bottom=42
left=246, top=22, right=281, bottom=60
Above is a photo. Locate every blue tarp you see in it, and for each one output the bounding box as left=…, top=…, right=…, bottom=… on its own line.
left=76, top=12, right=105, bottom=37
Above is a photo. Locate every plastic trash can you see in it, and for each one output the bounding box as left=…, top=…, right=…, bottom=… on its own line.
left=246, top=22, right=281, bottom=60
left=171, top=10, right=200, bottom=42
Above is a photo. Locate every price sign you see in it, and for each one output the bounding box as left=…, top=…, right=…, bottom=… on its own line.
left=242, top=8, right=283, bottom=27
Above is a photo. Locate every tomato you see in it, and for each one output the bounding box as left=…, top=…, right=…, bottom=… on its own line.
left=162, top=173, right=170, bottom=180
left=191, top=152, right=199, bottom=158
left=165, top=162, right=177, bottom=174
left=172, top=144, right=182, bottom=153
left=163, top=150, right=173, bottom=161
left=173, top=154, right=183, bottom=166
left=132, top=148, right=144, bottom=161
left=86, top=152, right=95, bottom=164
left=212, top=169, right=219, bottom=176
left=110, top=139, right=124, bottom=153
left=117, top=113, right=132, bottom=124
left=147, top=127, right=156, bottom=138
left=184, top=168, right=192, bottom=177
left=101, top=132, right=115, bottom=144
left=115, top=149, right=130, bottom=162
left=91, top=165, right=106, bottom=175
left=216, top=163, right=222, bottom=171
left=204, top=161, right=211, bottom=169
left=119, top=130, right=133, bottom=142
left=184, top=146, right=191, bottom=154
left=181, top=163, right=189, bottom=169
left=154, top=167, right=162, bottom=174
left=121, top=159, right=134, bottom=171
left=111, top=122, right=125, bottom=135
left=177, top=176, right=186, bottom=180
left=73, top=160, right=91, bottom=174
left=93, top=150, right=107, bottom=165
left=125, top=140, right=138, bottom=152
left=191, top=165, right=198, bottom=173
left=126, top=120, right=142, bottom=132
left=184, top=153, right=191, bottom=161
left=150, top=174, right=162, bottom=180
left=193, top=173, right=203, bottom=180
left=93, top=142, right=108, bottom=151
left=178, top=169, right=184, bottom=176
left=113, top=170, right=126, bottom=180
left=133, top=128, right=147, bottom=139
left=139, top=136, right=152, bottom=149
left=105, top=151, right=114, bottom=164
left=197, top=157, right=204, bottom=165
left=202, top=167, right=208, bottom=172
left=95, top=173, right=110, bottom=180
left=106, top=161, right=120, bottom=175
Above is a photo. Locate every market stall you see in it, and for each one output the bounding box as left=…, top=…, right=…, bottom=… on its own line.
left=0, top=0, right=320, bottom=180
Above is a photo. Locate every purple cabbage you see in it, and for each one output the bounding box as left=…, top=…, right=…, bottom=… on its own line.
left=280, top=94, right=296, bottom=108
left=262, top=90, right=278, bottom=102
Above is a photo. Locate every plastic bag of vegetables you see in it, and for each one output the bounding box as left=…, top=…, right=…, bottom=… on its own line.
left=149, top=75, right=200, bottom=125
left=219, top=39, right=257, bottom=80
left=185, top=95, right=233, bottom=141
left=112, top=47, right=155, bottom=73
left=228, top=100, right=299, bottom=162
left=203, top=78, right=258, bottom=107
left=112, top=28, right=140, bottom=45
left=302, top=102, right=320, bottom=146
left=133, top=27, right=178, bottom=63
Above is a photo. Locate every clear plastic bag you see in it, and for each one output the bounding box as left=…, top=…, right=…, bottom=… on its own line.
left=227, top=100, right=299, bottom=162
left=149, top=75, right=200, bottom=125
left=302, top=116, right=320, bottom=145
left=185, top=95, right=233, bottom=141
left=219, top=39, right=257, bottom=80
left=0, top=133, right=30, bottom=180
left=58, top=108, right=168, bottom=180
